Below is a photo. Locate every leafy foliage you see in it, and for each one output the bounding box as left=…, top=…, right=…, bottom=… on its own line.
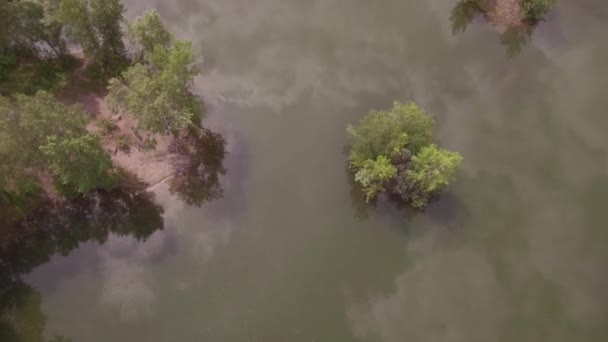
left=347, top=101, right=434, bottom=168
left=128, top=9, right=173, bottom=58
left=520, top=0, right=555, bottom=21
left=40, top=134, right=119, bottom=196
left=1, top=0, right=67, bottom=59
left=56, top=0, right=97, bottom=53
left=97, top=117, right=116, bottom=134
left=56, top=0, right=127, bottom=77
left=404, top=145, right=463, bottom=209
left=16, top=92, right=87, bottom=157
left=354, top=156, right=397, bottom=202
left=107, top=40, right=203, bottom=138
left=348, top=101, right=462, bottom=209
left=0, top=92, right=119, bottom=199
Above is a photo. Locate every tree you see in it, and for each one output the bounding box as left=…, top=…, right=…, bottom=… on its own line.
left=1, top=92, right=119, bottom=199
left=0, top=0, right=67, bottom=60
left=56, top=0, right=98, bottom=54
left=354, top=156, right=397, bottom=202
left=347, top=101, right=462, bottom=209
left=39, top=0, right=70, bottom=60
left=89, top=0, right=126, bottom=75
left=40, top=134, right=119, bottom=196
left=56, top=0, right=126, bottom=76
left=15, top=92, right=87, bottom=164
left=0, top=97, right=31, bottom=201
left=9, top=0, right=47, bottom=56
left=347, top=101, right=434, bottom=169
left=128, top=9, right=172, bottom=59
left=403, top=144, right=463, bottom=209
left=107, top=40, right=203, bottom=143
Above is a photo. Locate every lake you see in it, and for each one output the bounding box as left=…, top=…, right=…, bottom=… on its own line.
left=3, top=0, right=608, bottom=341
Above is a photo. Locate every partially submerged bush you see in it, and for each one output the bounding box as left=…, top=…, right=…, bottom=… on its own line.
left=348, top=101, right=462, bottom=209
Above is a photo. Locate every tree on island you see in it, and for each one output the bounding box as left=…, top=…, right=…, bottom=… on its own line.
left=449, top=0, right=556, bottom=57
left=107, top=10, right=203, bottom=147
left=347, top=101, right=462, bottom=209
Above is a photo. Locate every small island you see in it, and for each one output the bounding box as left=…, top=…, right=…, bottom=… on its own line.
left=347, top=101, right=462, bottom=209
left=451, top=0, right=556, bottom=56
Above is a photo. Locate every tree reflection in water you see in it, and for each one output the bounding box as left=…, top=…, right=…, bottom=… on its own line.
left=169, top=128, right=227, bottom=207
left=449, top=0, right=537, bottom=58
left=0, top=127, right=228, bottom=339
left=0, top=183, right=164, bottom=342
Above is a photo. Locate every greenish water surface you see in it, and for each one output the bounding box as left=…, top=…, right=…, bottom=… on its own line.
left=4, top=0, right=608, bottom=341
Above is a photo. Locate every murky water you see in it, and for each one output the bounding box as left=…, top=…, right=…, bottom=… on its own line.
left=3, top=0, right=608, bottom=341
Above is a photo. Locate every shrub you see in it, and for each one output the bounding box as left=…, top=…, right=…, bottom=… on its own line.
left=97, top=118, right=116, bottom=134
left=402, top=145, right=463, bottom=209
left=116, top=135, right=130, bottom=152
left=347, top=101, right=462, bottom=209
left=354, top=156, right=397, bottom=202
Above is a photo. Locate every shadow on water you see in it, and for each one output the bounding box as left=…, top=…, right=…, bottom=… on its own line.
left=450, top=0, right=537, bottom=58
left=0, top=183, right=165, bottom=342
left=168, top=128, right=227, bottom=207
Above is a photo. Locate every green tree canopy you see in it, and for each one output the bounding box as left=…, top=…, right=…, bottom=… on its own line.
left=354, top=156, right=397, bottom=202
left=405, top=144, right=463, bottom=208
left=56, top=0, right=97, bottom=53
left=521, top=0, right=555, bottom=21
left=0, top=0, right=67, bottom=60
left=347, top=101, right=461, bottom=209
left=348, top=101, right=434, bottom=168
left=40, top=134, right=119, bottom=196
left=107, top=40, right=203, bottom=141
left=56, top=0, right=126, bottom=76
left=16, top=92, right=87, bottom=155
left=1, top=92, right=119, bottom=199
left=128, top=9, right=173, bottom=58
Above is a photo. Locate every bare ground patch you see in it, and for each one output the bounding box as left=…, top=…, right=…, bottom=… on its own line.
left=58, top=56, right=182, bottom=188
